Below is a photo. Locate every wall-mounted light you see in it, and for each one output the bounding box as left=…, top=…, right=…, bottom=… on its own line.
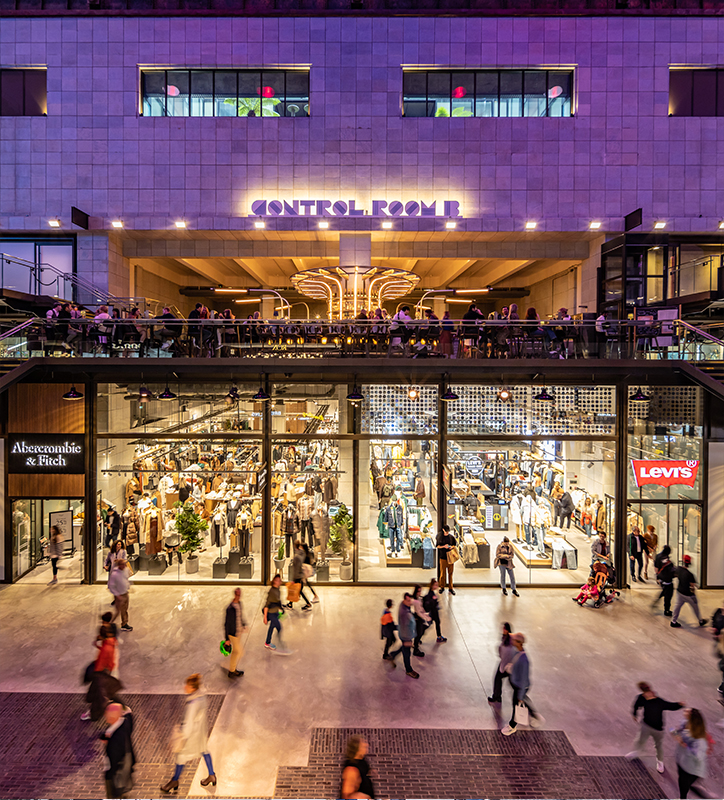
left=254, top=221, right=266, bottom=229
left=408, top=387, right=419, bottom=400
left=445, top=221, right=457, bottom=230
left=111, top=220, right=124, bottom=229
left=654, top=221, right=666, bottom=230
left=525, top=221, right=537, bottom=230
left=498, top=388, right=511, bottom=401
left=175, top=220, right=187, bottom=229
left=318, top=221, right=329, bottom=229
left=48, top=219, right=61, bottom=228
left=589, top=221, right=602, bottom=230
left=718, top=221, right=724, bottom=230
left=381, top=221, right=393, bottom=230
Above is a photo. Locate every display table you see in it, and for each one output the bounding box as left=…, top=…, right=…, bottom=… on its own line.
left=511, top=539, right=552, bottom=567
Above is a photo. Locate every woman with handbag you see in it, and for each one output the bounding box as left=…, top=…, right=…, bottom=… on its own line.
left=436, top=525, right=457, bottom=595
left=494, top=537, right=519, bottom=597
left=160, top=674, right=217, bottom=793
left=501, top=633, right=544, bottom=736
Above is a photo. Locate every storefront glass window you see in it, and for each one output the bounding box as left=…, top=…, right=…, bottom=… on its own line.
left=271, top=439, right=352, bottom=584
left=270, top=384, right=341, bottom=435
left=361, top=384, right=438, bottom=435
left=358, top=438, right=438, bottom=582
left=97, top=438, right=263, bottom=583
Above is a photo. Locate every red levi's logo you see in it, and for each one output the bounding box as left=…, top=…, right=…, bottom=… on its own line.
left=631, top=460, right=700, bottom=488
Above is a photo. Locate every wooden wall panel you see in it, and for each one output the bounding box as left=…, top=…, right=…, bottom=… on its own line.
left=8, top=473, right=84, bottom=498
left=8, top=384, right=85, bottom=434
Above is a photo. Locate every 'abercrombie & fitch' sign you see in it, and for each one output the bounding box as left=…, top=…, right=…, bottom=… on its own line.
left=9, top=435, right=85, bottom=474
left=630, top=459, right=699, bottom=488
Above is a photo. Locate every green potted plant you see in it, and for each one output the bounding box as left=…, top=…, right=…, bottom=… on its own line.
left=225, top=96, right=281, bottom=117
left=175, top=501, right=208, bottom=574
left=273, top=537, right=286, bottom=572
left=329, top=503, right=354, bottom=581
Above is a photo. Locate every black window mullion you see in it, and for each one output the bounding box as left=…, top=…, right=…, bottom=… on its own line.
left=522, top=70, right=526, bottom=118
left=497, top=70, right=501, bottom=118
left=21, top=70, right=25, bottom=116
left=283, top=70, right=287, bottom=114
left=545, top=70, right=550, bottom=117
left=164, top=70, right=168, bottom=117
left=425, top=72, right=429, bottom=115
left=212, top=70, right=216, bottom=118
left=187, top=70, right=191, bottom=117
left=448, top=71, right=452, bottom=109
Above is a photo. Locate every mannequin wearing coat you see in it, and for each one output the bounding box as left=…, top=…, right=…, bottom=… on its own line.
left=160, top=674, right=216, bottom=793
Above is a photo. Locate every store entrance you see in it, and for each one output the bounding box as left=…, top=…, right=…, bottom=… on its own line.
left=11, top=498, right=84, bottom=583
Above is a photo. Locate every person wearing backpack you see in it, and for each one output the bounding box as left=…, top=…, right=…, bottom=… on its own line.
left=652, top=545, right=676, bottom=617
left=423, top=579, right=446, bottom=643
left=380, top=599, right=397, bottom=661
left=300, top=541, right=320, bottom=604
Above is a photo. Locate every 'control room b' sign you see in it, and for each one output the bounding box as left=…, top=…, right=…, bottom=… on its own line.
left=8, top=435, right=85, bottom=474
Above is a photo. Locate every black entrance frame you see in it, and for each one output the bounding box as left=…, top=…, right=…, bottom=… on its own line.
left=0, top=356, right=714, bottom=589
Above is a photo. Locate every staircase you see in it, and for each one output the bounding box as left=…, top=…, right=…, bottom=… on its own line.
left=275, top=727, right=663, bottom=800
left=0, top=358, right=24, bottom=378
left=696, top=362, right=724, bottom=383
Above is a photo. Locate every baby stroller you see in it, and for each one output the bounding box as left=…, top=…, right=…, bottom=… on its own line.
left=592, top=561, right=620, bottom=607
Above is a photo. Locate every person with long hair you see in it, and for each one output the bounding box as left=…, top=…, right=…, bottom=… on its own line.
left=439, top=310, right=455, bottom=357
left=487, top=622, right=515, bottom=705
left=672, top=708, right=708, bottom=797
left=340, top=735, right=375, bottom=799
left=160, top=674, right=217, bottom=793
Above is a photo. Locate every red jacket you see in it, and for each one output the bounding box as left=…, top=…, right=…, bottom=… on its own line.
left=95, top=638, right=116, bottom=672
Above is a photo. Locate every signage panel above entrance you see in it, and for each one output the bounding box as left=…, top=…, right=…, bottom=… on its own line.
left=630, top=459, right=699, bottom=488
left=9, top=435, right=85, bottom=474
left=250, top=199, right=462, bottom=218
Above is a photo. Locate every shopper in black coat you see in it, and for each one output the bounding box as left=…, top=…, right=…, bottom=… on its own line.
left=100, top=703, right=136, bottom=799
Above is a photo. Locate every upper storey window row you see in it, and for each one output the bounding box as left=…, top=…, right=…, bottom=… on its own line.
left=402, top=69, right=573, bottom=117
left=669, top=69, right=724, bottom=116
left=0, top=69, right=46, bottom=116
left=141, top=69, right=310, bottom=117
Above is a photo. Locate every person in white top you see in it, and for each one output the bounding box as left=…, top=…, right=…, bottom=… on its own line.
left=108, top=559, right=133, bottom=632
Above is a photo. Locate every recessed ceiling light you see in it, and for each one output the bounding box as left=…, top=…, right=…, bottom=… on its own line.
left=382, top=221, right=393, bottom=229
left=589, top=221, right=602, bottom=230
left=254, top=221, right=266, bottom=229
left=48, top=219, right=60, bottom=228
left=111, top=220, right=123, bottom=228
left=175, top=220, right=186, bottom=228
left=525, top=221, right=537, bottom=230
left=445, top=221, right=457, bottom=230
left=654, top=221, right=666, bottom=229
left=318, top=221, right=329, bottom=229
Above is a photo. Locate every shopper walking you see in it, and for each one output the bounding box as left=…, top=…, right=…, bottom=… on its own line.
left=160, top=674, right=217, bottom=793
left=82, top=625, right=122, bottom=721
left=108, top=559, right=133, bottom=632
left=501, top=633, right=544, bottom=735
left=643, top=524, right=658, bottom=579
left=285, top=541, right=312, bottom=611
left=104, top=539, right=128, bottom=574
left=488, top=622, right=515, bottom=705
left=672, top=708, right=709, bottom=798
left=340, top=735, right=376, bottom=799
left=410, top=584, right=432, bottom=657
left=389, top=593, right=419, bottom=679
left=263, top=574, right=284, bottom=651
left=436, top=524, right=457, bottom=595
left=381, top=599, right=397, bottom=660
left=101, top=702, right=135, bottom=799
left=494, top=537, right=518, bottom=596
left=625, top=681, right=683, bottom=773
left=223, top=588, right=247, bottom=679
left=671, top=555, right=707, bottom=629
left=423, top=579, right=446, bottom=642
left=653, top=545, right=676, bottom=617
left=47, top=524, right=64, bottom=585
left=629, top=526, right=646, bottom=582
left=301, top=541, right=320, bottom=603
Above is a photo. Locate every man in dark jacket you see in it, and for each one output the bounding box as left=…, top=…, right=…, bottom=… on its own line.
left=100, top=703, right=135, bottom=799
left=625, top=681, right=683, bottom=773
left=671, top=555, right=707, bottom=628
left=629, top=527, right=645, bottom=582
left=653, top=545, right=676, bottom=616
left=224, top=587, right=247, bottom=679
left=557, top=492, right=575, bottom=528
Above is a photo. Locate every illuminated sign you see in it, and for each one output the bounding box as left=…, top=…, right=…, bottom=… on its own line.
left=250, top=199, right=462, bottom=218
left=9, top=435, right=85, bottom=473
left=630, top=459, right=699, bottom=488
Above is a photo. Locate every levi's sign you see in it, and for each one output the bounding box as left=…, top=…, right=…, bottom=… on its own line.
left=9, top=434, right=85, bottom=474
left=631, top=459, right=699, bottom=488
left=250, top=199, right=462, bottom=218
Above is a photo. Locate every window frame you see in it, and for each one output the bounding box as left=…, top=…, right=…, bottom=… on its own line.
left=668, top=68, right=724, bottom=117
left=0, top=69, right=47, bottom=117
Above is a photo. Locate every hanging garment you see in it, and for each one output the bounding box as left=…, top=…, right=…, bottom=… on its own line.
left=422, top=536, right=435, bottom=569
left=377, top=508, right=389, bottom=539
left=210, top=513, right=227, bottom=548
left=414, top=477, right=425, bottom=502
left=323, top=476, right=338, bottom=504
left=146, top=511, right=162, bottom=555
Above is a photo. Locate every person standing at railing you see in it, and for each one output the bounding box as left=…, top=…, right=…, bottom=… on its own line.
left=439, top=311, right=454, bottom=357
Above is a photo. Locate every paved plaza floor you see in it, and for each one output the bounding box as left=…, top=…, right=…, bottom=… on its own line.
left=0, top=578, right=722, bottom=799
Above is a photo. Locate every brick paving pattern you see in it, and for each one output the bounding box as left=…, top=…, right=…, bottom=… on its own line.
left=275, top=727, right=665, bottom=800
left=0, top=692, right=223, bottom=800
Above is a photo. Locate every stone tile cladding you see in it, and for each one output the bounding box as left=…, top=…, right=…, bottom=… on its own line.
left=0, top=16, right=723, bottom=231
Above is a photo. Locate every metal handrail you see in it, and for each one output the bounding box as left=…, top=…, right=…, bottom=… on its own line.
left=673, top=318, right=724, bottom=347
left=0, top=317, right=42, bottom=341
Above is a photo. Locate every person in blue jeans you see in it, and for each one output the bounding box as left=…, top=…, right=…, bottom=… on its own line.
left=494, top=537, right=519, bottom=597
left=389, top=593, right=419, bottom=679
left=386, top=500, right=405, bottom=556
left=263, top=574, right=283, bottom=650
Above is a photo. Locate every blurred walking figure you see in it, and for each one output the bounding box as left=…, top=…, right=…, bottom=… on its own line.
left=672, top=708, right=709, bottom=798
left=340, top=735, right=376, bottom=799
left=47, top=524, right=64, bottom=585
left=161, top=674, right=217, bottom=793
left=488, top=622, right=515, bottom=705
left=671, top=555, right=707, bottom=629
left=423, top=579, right=446, bottom=642
left=625, top=681, right=683, bottom=773
left=410, top=584, right=431, bottom=657
left=501, top=633, right=545, bottom=735
left=380, top=599, right=397, bottom=661
left=101, top=702, right=135, bottom=799
left=224, top=588, right=247, bottom=679
left=389, top=593, right=419, bottom=679
left=263, top=574, right=284, bottom=651
left=653, top=545, right=676, bottom=617
left=109, top=558, right=133, bottom=632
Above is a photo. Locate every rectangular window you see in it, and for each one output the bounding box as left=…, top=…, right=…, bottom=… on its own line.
left=0, top=69, right=47, bottom=116
left=402, top=69, right=573, bottom=118
left=141, top=69, right=309, bottom=117
left=669, top=68, right=724, bottom=117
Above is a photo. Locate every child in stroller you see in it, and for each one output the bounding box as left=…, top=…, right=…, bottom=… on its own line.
left=591, top=561, right=621, bottom=606
left=573, top=576, right=600, bottom=606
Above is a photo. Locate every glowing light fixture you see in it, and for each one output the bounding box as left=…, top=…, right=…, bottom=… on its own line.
left=719, top=222, right=724, bottom=230
left=318, top=221, right=329, bottom=229
left=254, top=221, right=266, bottom=229
left=346, top=385, right=364, bottom=405
left=48, top=219, right=61, bottom=228
left=158, top=385, right=177, bottom=401
left=445, top=221, right=457, bottom=230
left=225, top=385, right=240, bottom=403
left=441, top=386, right=459, bottom=402
left=111, top=220, right=124, bottom=229
left=525, top=221, right=537, bottom=230
left=408, top=387, right=419, bottom=400
left=175, top=220, right=187, bottom=229
left=252, top=385, right=270, bottom=402
left=589, top=221, right=602, bottom=230
left=62, top=384, right=83, bottom=400
left=630, top=387, right=651, bottom=402
left=138, top=385, right=153, bottom=400
left=381, top=221, right=393, bottom=229
left=654, top=221, right=666, bottom=229
left=498, top=388, right=511, bottom=401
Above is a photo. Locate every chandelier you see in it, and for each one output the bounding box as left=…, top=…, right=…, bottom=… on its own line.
left=291, top=265, right=419, bottom=319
